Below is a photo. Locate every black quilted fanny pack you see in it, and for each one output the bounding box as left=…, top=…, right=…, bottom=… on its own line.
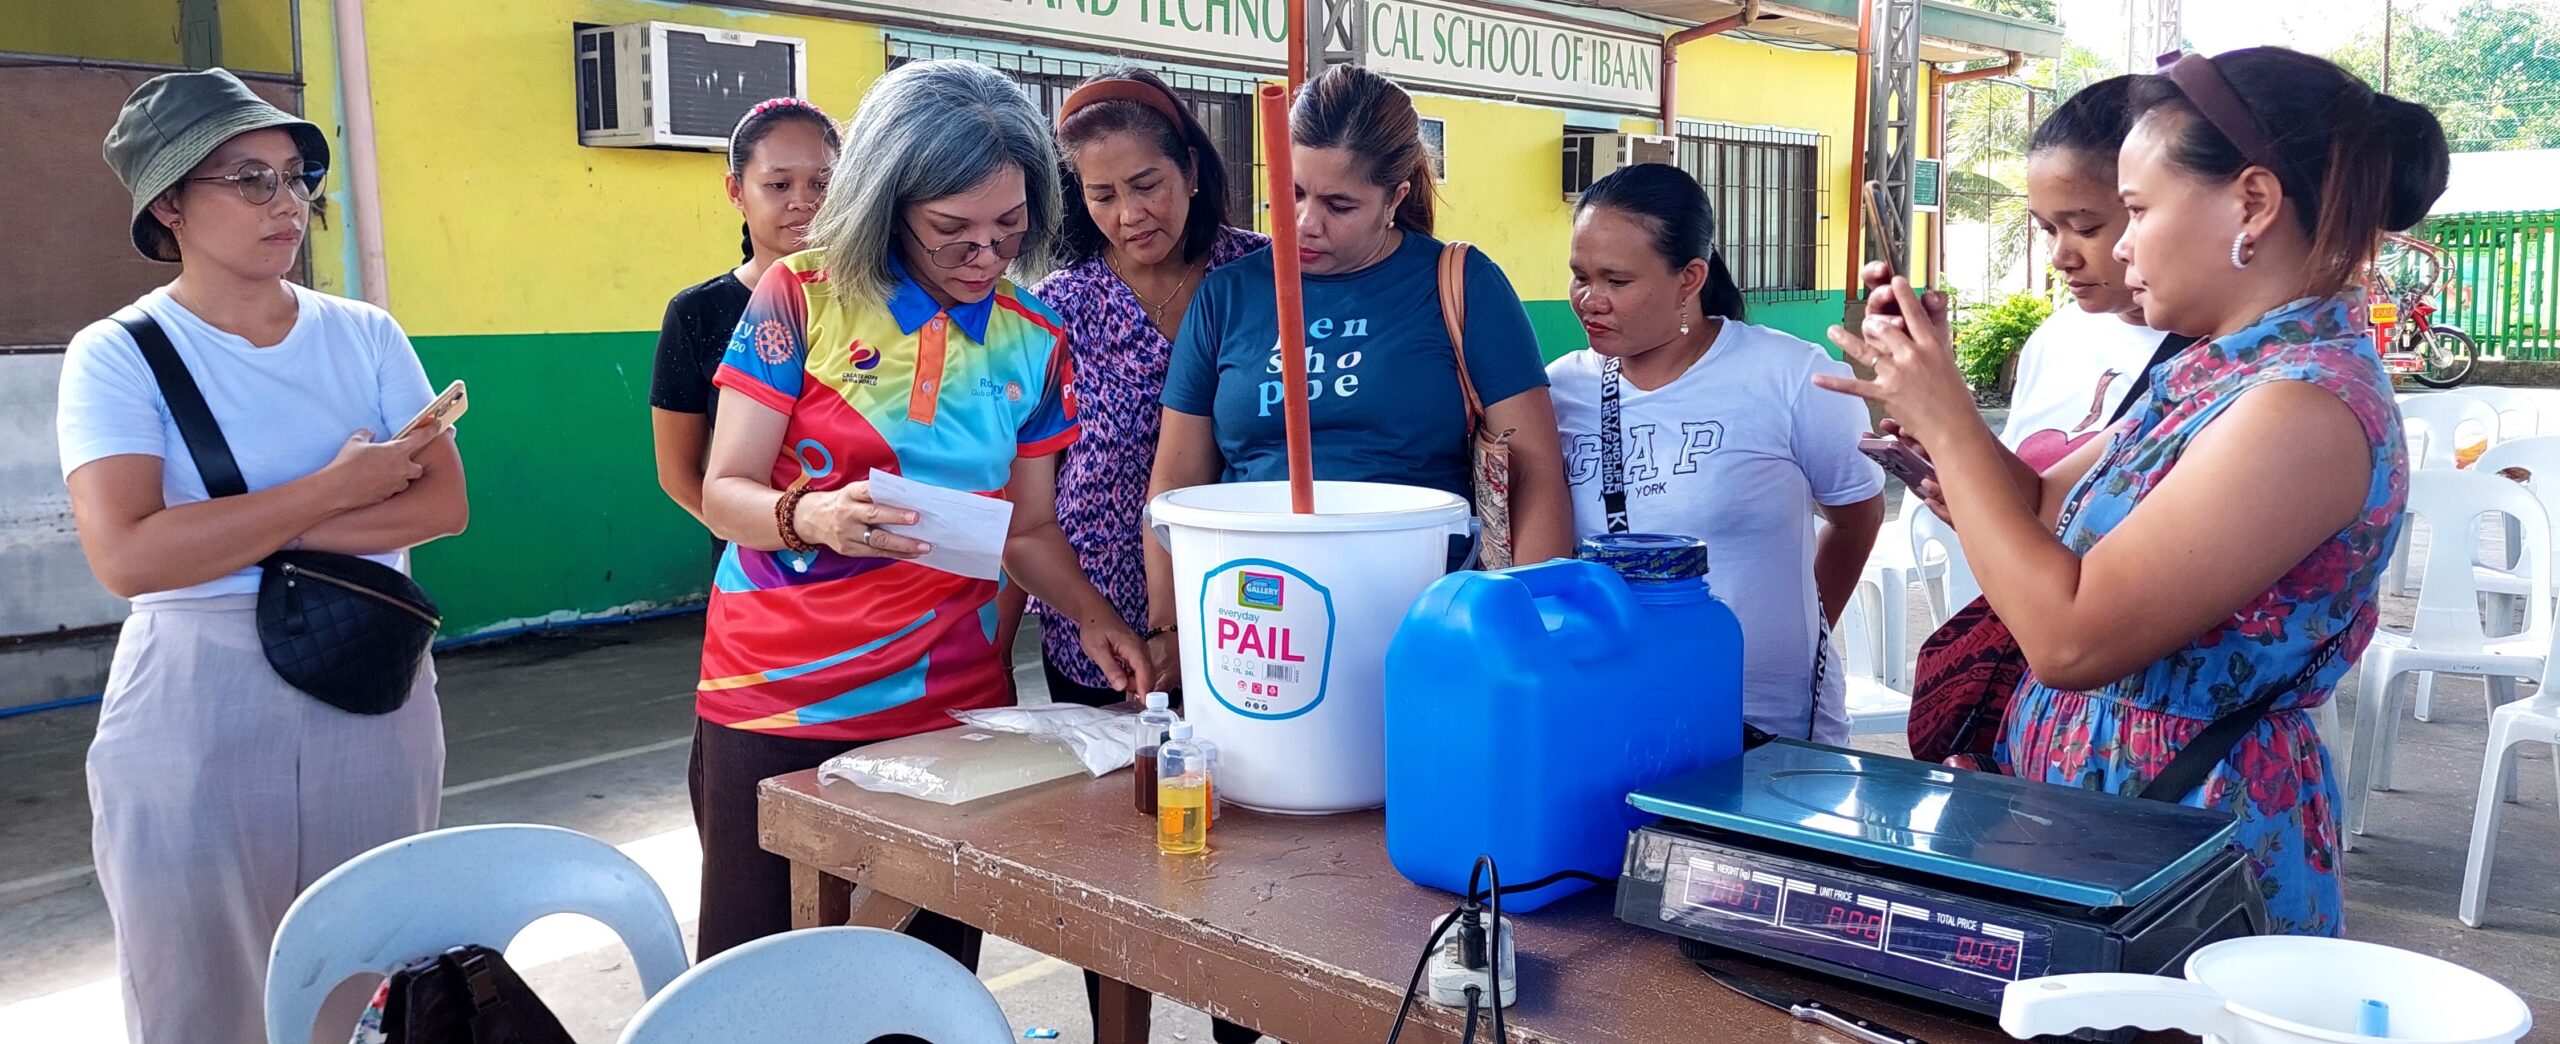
left=116, top=308, right=439, bottom=715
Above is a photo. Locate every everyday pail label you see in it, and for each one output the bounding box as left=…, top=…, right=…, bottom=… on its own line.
left=1197, top=557, right=1335, bottom=720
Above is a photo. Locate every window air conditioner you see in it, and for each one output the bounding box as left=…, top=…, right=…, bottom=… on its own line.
left=576, top=21, right=807, bottom=150
left=1562, top=133, right=1678, bottom=200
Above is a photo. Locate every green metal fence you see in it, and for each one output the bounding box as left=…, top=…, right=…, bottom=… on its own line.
left=2419, top=211, right=2560, bottom=361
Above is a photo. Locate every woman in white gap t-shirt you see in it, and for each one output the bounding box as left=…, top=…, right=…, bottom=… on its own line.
left=1549, top=163, right=1885, bottom=743
left=59, top=70, right=465, bottom=1042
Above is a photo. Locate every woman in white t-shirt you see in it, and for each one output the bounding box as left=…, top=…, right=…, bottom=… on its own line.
left=1550, top=163, right=1885, bottom=743
left=58, top=70, right=465, bottom=1041
left=1999, top=76, right=2186, bottom=471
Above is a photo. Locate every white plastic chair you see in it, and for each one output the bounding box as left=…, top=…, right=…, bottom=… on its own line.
left=2400, top=392, right=2500, bottom=471
left=2470, top=437, right=2560, bottom=625
left=2387, top=394, right=2502, bottom=595
left=1838, top=590, right=1912, bottom=738
left=2342, top=471, right=2552, bottom=851
left=2457, top=670, right=2560, bottom=927
left=1856, top=501, right=1931, bottom=689
left=1909, top=507, right=1980, bottom=626
left=2460, top=385, right=2545, bottom=442
left=617, top=927, right=1013, bottom=1043
left=265, top=825, right=689, bottom=1044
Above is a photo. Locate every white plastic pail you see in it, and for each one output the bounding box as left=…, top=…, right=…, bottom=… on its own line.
left=1148, top=481, right=1471, bottom=814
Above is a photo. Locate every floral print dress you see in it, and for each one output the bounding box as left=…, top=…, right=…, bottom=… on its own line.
left=1998, top=294, right=2408, bottom=937
left=1027, top=227, right=1268, bottom=689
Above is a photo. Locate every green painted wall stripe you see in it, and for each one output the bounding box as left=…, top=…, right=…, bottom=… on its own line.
left=408, top=331, right=710, bottom=634
left=409, top=298, right=1846, bottom=631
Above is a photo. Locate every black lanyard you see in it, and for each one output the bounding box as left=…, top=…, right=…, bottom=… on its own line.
left=1600, top=356, right=1631, bottom=533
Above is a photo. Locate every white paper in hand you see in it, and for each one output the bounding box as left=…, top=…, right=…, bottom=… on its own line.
left=864, top=468, right=1015, bottom=581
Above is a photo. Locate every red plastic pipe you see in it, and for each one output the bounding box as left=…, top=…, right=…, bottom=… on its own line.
left=1257, top=83, right=1316, bottom=514
left=1287, top=0, right=1307, bottom=95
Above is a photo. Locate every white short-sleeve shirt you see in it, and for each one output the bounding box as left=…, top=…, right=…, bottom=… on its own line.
left=56, top=283, right=437, bottom=603
left=1550, top=320, right=1885, bottom=743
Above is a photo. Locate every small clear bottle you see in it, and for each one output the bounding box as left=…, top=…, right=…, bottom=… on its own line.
left=1157, top=722, right=1210, bottom=855
left=1192, top=735, right=1222, bottom=827
left=1134, top=692, right=1179, bottom=815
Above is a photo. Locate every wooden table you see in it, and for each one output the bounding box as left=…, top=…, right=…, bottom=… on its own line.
left=761, top=769, right=2021, bottom=1044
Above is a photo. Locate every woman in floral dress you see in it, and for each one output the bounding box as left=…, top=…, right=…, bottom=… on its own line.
left=1821, top=46, right=2449, bottom=934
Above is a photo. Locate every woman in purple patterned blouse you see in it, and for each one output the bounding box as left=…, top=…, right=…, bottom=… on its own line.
left=1001, top=70, right=1268, bottom=712
left=1010, top=67, right=1273, bottom=1044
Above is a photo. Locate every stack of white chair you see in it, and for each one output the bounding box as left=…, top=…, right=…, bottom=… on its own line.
left=1855, top=497, right=1933, bottom=689
left=265, top=825, right=690, bottom=1044
left=2342, top=469, right=2552, bottom=852
left=1838, top=583, right=1912, bottom=738
left=2458, top=633, right=2560, bottom=927
left=2386, top=393, right=2501, bottom=597
left=1909, top=507, right=1980, bottom=626
left=2459, top=385, right=2547, bottom=442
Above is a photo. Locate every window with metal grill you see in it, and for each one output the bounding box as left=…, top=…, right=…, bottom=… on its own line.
left=1676, top=121, right=1826, bottom=299
left=886, top=39, right=1261, bottom=227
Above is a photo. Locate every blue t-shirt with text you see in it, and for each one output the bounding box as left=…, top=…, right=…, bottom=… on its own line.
left=1162, top=233, right=1548, bottom=500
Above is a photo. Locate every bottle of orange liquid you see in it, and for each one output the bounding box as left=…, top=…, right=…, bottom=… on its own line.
left=1157, top=723, right=1209, bottom=855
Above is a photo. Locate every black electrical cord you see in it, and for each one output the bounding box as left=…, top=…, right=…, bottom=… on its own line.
left=1480, top=868, right=1611, bottom=900
left=1461, top=985, right=1484, bottom=1044
left=1384, top=899, right=1470, bottom=1044
left=1485, top=856, right=1505, bottom=1044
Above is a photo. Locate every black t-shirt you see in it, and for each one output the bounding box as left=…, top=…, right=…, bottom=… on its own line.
left=651, top=270, right=753, bottom=419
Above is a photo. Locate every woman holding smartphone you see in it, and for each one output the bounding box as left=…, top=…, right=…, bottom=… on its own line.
left=60, top=69, right=467, bottom=1040
left=1827, top=47, right=2446, bottom=935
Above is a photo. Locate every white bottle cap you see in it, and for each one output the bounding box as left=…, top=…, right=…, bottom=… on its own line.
left=1145, top=691, right=1171, bottom=710
left=1169, top=722, right=1195, bottom=740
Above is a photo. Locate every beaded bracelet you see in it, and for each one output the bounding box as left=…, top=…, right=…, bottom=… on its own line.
left=776, top=486, right=816, bottom=554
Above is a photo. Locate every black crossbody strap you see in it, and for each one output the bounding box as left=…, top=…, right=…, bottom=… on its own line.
left=113, top=307, right=248, bottom=499
left=2138, top=628, right=2350, bottom=802
left=2103, top=332, right=2203, bottom=430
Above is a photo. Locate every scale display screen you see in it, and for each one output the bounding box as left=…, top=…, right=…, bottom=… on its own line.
left=1661, top=848, right=2052, bottom=1007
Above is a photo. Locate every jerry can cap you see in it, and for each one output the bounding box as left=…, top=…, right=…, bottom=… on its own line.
left=1577, top=533, right=1710, bottom=582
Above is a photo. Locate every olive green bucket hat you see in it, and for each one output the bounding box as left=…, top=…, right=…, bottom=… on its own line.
left=102, top=67, right=331, bottom=262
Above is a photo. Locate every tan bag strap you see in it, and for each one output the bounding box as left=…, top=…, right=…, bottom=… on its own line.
left=1437, top=241, right=1485, bottom=433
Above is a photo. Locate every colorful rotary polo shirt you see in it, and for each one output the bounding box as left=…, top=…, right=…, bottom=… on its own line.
left=700, top=250, right=1079, bottom=740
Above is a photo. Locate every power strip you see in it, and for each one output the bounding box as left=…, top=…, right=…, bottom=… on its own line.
left=1424, top=912, right=1517, bottom=1009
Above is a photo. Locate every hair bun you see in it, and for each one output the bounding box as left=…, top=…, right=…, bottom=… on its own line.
left=2378, top=95, right=2450, bottom=231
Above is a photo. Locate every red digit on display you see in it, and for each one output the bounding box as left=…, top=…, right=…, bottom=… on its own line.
left=1996, top=943, right=2017, bottom=972
left=1956, top=937, right=1979, bottom=964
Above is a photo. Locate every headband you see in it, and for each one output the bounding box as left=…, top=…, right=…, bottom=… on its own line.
left=1056, top=78, right=1188, bottom=133
left=2158, top=53, right=2291, bottom=184
left=732, top=97, right=827, bottom=140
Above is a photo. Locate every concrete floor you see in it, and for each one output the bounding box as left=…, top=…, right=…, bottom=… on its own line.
left=4, top=560, right=2558, bottom=1041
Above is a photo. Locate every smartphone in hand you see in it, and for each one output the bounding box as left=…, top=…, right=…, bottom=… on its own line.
left=1858, top=436, right=1936, bottom=488
left=395, top=381, right=468, bottom=440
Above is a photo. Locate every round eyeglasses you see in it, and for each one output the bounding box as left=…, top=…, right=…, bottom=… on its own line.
left=905, top=224, right=1031, bottom=269
left=184, top=159, right=327, bottom=206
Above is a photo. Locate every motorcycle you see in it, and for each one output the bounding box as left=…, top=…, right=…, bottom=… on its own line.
left=2370, top=232, right=2480, bottom=389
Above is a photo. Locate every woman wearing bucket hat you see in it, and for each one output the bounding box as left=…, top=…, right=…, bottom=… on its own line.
left=59, top=68, right=465, bottom=1041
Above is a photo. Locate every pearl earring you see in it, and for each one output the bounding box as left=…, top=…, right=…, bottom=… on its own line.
left=2230, top=231, right=2252, bottom=270
left=1680, top=304, right=1692, bottom=337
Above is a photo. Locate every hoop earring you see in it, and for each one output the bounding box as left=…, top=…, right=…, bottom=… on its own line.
left=1680, top=303, right=1692, bottom=337
left=2230, top=231, right=2252, bottom=270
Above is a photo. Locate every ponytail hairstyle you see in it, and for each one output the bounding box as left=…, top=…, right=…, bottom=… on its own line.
left=2029, top=74, right=2138, bottom=176
left=2128, top=48, right=2448, bottom=296
left=1290, top=65, right=1435, bottom=235
left=1574, top=163, right=1748, bottom=322
left=1054, top=68, right=1233, bottom=266
left=727, top=97, right=841, bottom=263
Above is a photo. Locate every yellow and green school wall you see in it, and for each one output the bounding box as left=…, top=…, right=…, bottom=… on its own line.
left=293, top=0, right=1905, bottom=633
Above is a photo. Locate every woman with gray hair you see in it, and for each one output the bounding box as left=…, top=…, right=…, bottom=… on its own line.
left=688, top=58, right=1151, bottom=958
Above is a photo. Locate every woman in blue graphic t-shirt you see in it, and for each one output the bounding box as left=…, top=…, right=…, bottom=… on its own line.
left=1145, top=66, right=1570, bottom=649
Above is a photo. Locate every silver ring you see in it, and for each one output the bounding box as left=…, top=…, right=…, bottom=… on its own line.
left=860, top=526, right=879, bottom=548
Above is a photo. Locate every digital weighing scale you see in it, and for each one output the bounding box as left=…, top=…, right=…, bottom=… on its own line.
left=1616, top=740, right=2269, bottom=1017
